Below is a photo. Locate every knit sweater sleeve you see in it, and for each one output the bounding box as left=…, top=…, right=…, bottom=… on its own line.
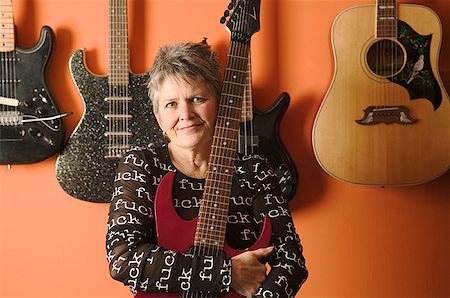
left=248, top=155, right=308, bottom=297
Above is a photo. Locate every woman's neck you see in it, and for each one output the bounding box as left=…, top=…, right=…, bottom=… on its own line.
left=168, top=143, right=210, bottom=179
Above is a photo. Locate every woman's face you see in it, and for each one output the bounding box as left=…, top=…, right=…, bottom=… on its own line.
left=155, top=77, right=218, bottom=152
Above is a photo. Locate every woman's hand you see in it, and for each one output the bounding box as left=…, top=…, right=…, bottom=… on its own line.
left=231, top=246, right=274, bottom=297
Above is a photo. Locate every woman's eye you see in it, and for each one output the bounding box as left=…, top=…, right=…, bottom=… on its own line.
left=192, top=97, right=205, bottom=103
left=165, top=102, right=176, bottom=108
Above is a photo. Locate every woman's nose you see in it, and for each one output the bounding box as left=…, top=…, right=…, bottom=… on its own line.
left=179, top=102, right=193, bottom=120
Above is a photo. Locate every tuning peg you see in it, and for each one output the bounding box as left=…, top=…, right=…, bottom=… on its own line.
left=223, top=10, right=230, bottom=17
left=228, top=2, right=234, bottom=9
left=220, top=16, right=227, bottom=24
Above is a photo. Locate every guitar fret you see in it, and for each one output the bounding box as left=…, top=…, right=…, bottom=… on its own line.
left=196, top=221, right=228, bottom=230
left=223, top=80, right=246, bottom=87
left=228, top=54, right=248, bottom=60
left=224, top=67, right=247, bottom=73
left=209, top=152, right=235, bottom=158
left=200, top=217, right=228, bottom=226
left=205, top=178, right=233, bottom=185
left=202, top=193, right=229, bottom=201
left=196, top=229, right=227, bottom=237
left=108, top=0, right=129, bottom=85
left=218, top=104, right=241, bottom=110
left=199, top=201, right=229, bottom=210
left=195, top=39, right=250, bottom=250
left=376, top=0, right=397, bottom=38
left=220, top=92, right=242, bottom=99
left=209, top=172, right=233, bottom=177
left=0, top=0, right=14, bottom=51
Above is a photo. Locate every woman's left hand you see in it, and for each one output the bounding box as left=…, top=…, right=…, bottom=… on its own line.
left=230, top=246, right=274, bottom=297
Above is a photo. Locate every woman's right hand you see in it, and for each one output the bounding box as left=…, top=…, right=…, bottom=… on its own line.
left=230, top=246, right=274, bottom=297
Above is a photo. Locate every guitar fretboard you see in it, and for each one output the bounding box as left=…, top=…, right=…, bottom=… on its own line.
left=106, top=0, right=131, bottom=159
left=241, top=54, right=253, bottom=122
left=193, top=41, right=250, bottom=252
left=109, top=0, right=129, bottom=85
left=376, top=0, right=397, bottom=38
left=0, top=0, right=14, bottom=51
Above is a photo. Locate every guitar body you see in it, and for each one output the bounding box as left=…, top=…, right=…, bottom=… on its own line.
left=240, top=92, right=297, bottom=201
left=135, top=172, right=272, bottom=298
left=313, top=4, right=450, bottom=186
left=0, top=26, right=65, bottom=164
left=55, top=49, right=163, bottom=202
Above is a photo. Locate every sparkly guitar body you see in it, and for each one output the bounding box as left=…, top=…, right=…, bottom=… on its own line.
left=56, top=49, right=163, bottom=202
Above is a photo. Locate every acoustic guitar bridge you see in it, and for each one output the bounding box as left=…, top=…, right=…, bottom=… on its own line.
left=356, top=105, right=417, bottom=125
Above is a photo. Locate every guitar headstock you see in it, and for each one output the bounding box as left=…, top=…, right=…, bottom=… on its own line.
left=220, top=0, right=261, bottom=43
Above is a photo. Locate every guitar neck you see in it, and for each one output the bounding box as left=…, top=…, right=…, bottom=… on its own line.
left=0, top=0, right=14, bottom=51
left=109, top=0, right=129, bottom=86
left=241, top=53, right=254, bottom=122
left=376, top=0, right=397, bottom=38
left=194, top=41, right=250, bottom=251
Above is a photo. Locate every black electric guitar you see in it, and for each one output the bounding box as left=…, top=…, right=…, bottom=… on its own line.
left=239, top=54, right=298, bottom=201
left=136, top=0, right=270, bottom=297
left=56, top=0, right=163, bottom=202
left=0, top=0, right=66, bottom=164
left=313, top=0, right=449, bottom=186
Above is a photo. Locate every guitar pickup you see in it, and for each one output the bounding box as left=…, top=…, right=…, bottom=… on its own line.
left=104, top=114, right=133, bottom=120
left=238, top=135, right=260, bottom=154
left=104, top=96, right=133, bottom=102
left=356, top=105, right=417, bottom=125
left=104, top=131, right=133, bottom=137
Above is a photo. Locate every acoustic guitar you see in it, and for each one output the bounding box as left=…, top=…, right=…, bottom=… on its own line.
left=56, top=0, right=163, bottom=202
left=0, top=0, right=66, bottom=164
left=313, top=0, right=449, bottom=186
left=239, top=54, right=298, bottom=201
left=135, top=0, right=271, bottom=297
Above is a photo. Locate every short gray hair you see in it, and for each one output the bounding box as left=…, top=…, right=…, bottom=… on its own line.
left=147, top=42, right=221, bottom=114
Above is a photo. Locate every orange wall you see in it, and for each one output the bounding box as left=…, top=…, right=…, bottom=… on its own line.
left=0, top=0, right=448, bottom=297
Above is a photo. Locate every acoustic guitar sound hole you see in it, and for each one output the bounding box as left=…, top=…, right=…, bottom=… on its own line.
left=366, top=39, right=405, bottom=77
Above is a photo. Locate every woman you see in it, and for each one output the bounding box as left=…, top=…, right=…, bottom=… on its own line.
left=106, top=42, right=308, bottom=297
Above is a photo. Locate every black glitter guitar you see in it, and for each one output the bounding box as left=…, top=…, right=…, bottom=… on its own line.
left=0, top=0, right=66, bottom=165
left=56, top=0, right=163, bottom=202
left=313, top=0, right=449, bottom=186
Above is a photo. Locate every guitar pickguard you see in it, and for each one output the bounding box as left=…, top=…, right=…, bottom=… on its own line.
left=390, top=20, right=442, bottom=110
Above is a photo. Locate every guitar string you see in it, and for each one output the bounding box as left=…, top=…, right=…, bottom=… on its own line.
left=12, top=41, right=16, bottom=117
left=198, top=41, right=246, bottom=258
left=109, top=0, right=113, bottom=157
left=120, top=0, right=126, bottom=157
left=124, top=0, right=129, bottom=158
left=3, top=0, right=16, bottom=117
left=189, top=3, right=252, bottom=295
left=1, top=3, right=6, bottom=116
left=202, top=5, right=250, bottom=256
left=210, top=40, right=241, bottom=256
left=247, top=52, right=255, bottom=155
left=393, top=0, right=397, bottom=111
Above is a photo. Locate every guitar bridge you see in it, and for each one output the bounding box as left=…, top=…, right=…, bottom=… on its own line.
left=0, top=111, right=22, bottom=126
left=104, top=146, right=131, bottom=159
left=356, top=105, right=417, bottom=125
